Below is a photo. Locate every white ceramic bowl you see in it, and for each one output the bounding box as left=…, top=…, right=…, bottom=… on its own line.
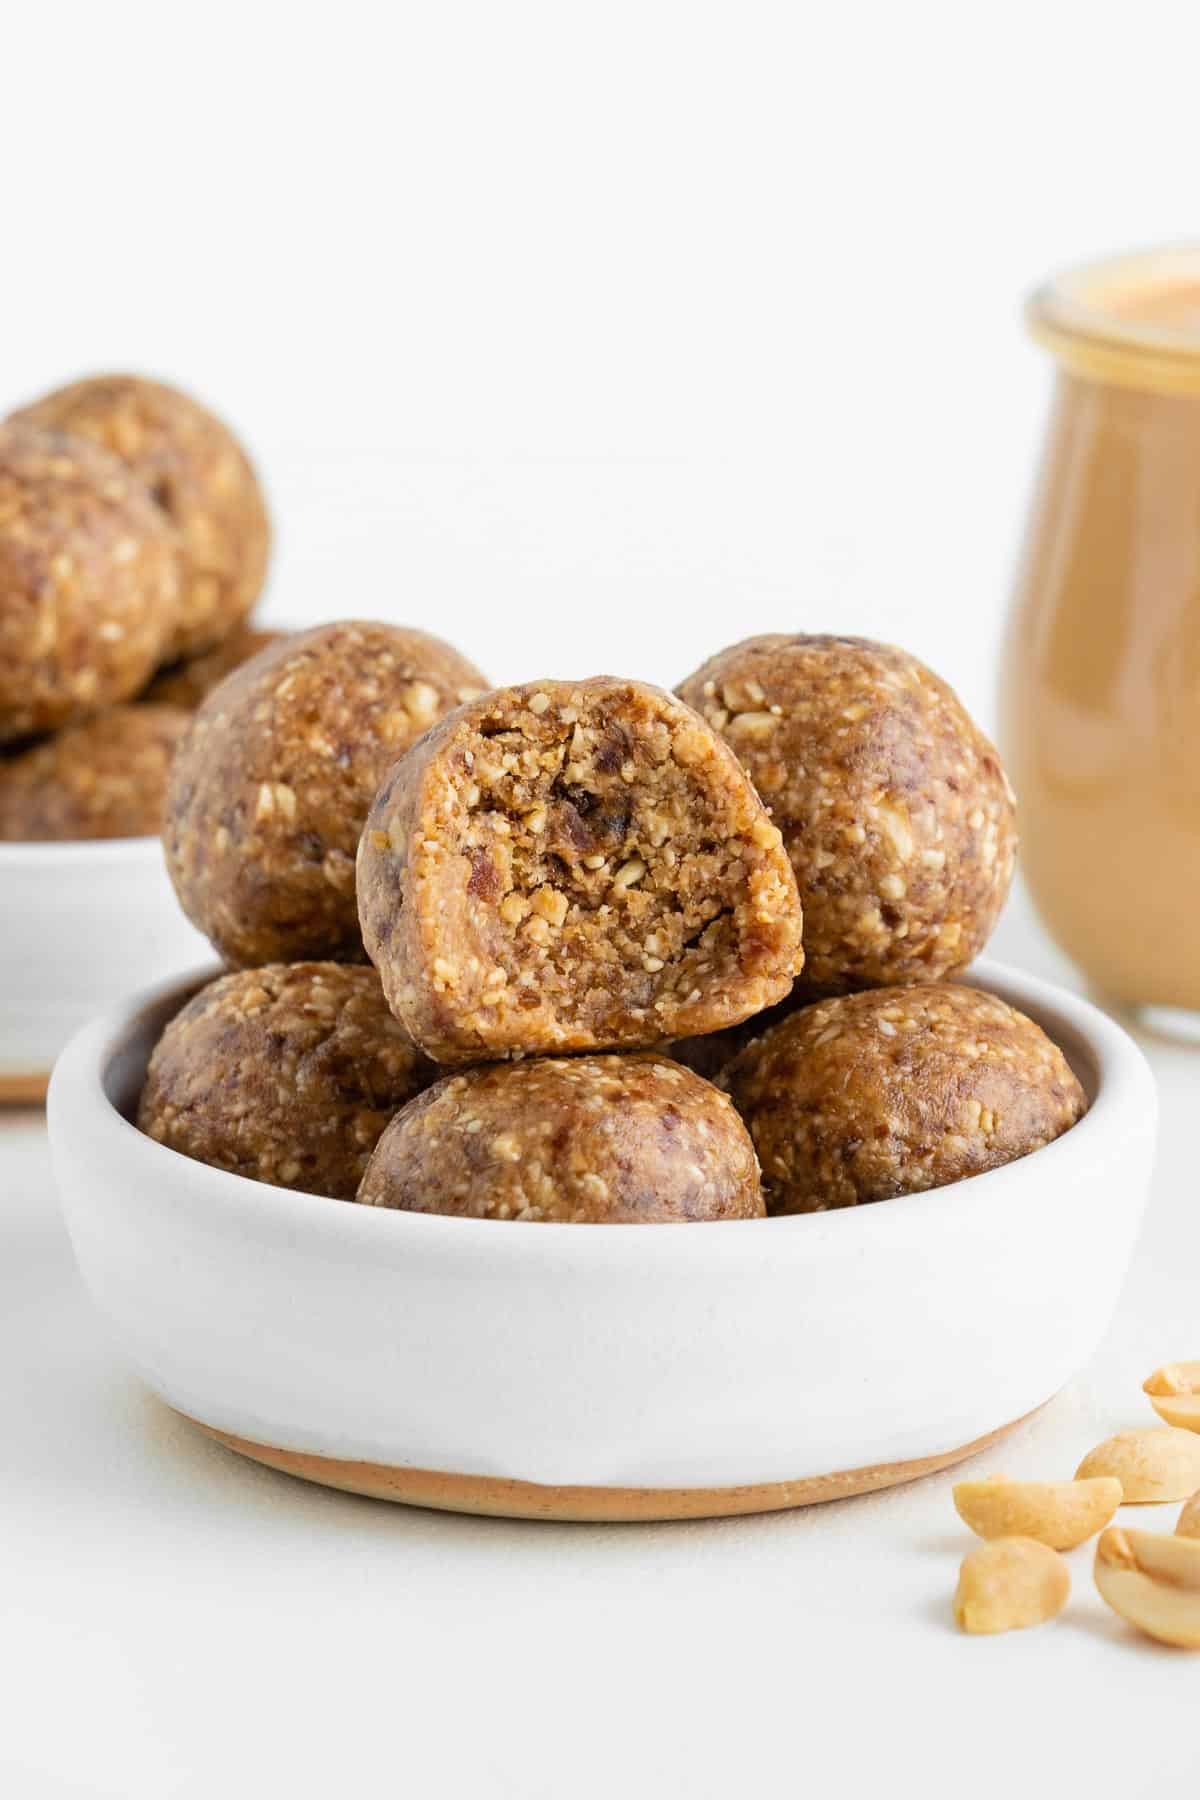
left=0, top=839, right=210, bottom=1103
left=48, top=958, right=1156, bottom=1521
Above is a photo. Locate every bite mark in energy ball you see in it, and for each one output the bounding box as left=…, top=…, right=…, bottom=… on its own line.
left=164, top=621, right=488, bottom=968
left=357, top=677, right=804, bottom=1063
left=138, top=964, right=435, bottom=1201
left=143, top=624, right=288, bottom=711
left=0, top=704, right=190, bottom=841
left=677, top=635, right=1017, bottom=996
left=0, top=423, right=180, bottom=743
left=10, top=375, right=270, bottom=659
left=721, top=983, right=1086, bottom=1215
left=357, top=1054, right=765, bottom=1222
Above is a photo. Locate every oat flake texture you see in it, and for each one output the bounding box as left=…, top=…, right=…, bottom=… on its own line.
left=138, top=964, right=436, bottom=1201
left=677, top=634, right=1017, bottom=996
left=357, top=1054, right=765, bottom=1222
left=11, top=374, right=270, bottom=659
left=0, top=704, right=191, bottom=841
left=721, top=982, right=1086, bottom=1214
left=0, top=423, right=180, bottom=743
left=164, top=620, right=488, bottom=968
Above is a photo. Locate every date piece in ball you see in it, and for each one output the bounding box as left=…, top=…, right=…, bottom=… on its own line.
left=357, top=677, right=804, bottom=1063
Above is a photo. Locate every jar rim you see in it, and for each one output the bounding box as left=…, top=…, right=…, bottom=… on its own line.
left=1027, top=245, right=1200, bottom=394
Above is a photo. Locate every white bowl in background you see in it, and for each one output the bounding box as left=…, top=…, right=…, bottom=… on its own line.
left=47, top=958, right=1156, bottom=1522
left=0, top=838, right=210, bottom=1103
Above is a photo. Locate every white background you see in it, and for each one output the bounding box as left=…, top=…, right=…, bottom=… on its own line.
left=4, top=0, right=1199, bottom=728
left=4, top=3, right=1200, bottom=1796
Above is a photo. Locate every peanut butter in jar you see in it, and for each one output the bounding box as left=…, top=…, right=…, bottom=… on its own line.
left=1002, top=247, right=1200, bottom=1031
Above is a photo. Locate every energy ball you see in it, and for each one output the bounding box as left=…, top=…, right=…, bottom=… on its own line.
left=138, top=963, right=435, bottom=1201
left=721, top=983, right=1086, bottom=1215
left=677, top=635, right=1017, bottom=995
left=357, top=677, right=804, bottom=1064
left=0, top=423, right=180, bottom=743
left=0, top=704, right=190, bottom=841
left=143, top=624, right=288, bottom=710
left=11, top=375, right=270, bottom=659
left=357, top=1054, right=765, bottom=1222
left=164, top=621, right=487, bottom=967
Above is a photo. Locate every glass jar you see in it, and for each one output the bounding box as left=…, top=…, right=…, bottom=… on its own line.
left=1002, top=247, right=1200, bottom=1036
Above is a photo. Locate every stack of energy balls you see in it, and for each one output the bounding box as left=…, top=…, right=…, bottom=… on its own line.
left=0, top=376, right=277, bottom=841
left=139, top=625, right=1086, bottom=1220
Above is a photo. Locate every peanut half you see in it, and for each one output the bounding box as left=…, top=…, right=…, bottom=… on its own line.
left=1176, top=1491, right=1200, bottom=1540
left=1094, top=1527, right=1200, bottom=1648
left=1143, top=1362, right=1200, bottom=1432
left=1075, top=1428, right=1200, bottom=1502
left=953, top=1537, right=1070, bottom=1635
left=953, top=1473, right=1122, bottom=1551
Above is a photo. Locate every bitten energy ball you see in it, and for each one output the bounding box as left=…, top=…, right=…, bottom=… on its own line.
left=138, top=964, right=435, bottom=1201
left=722, top=983, right=1086, bottom=1215
left=0, top=704, right=190, bottom=841
left=677, top=635, right=1017, bottom=995
left=358, top=677, right=804, bottom=1063
left=11, top=375, right=270, bottom=658
left=164, top=621, right=487, bottom=967
left=0, top=423, right=180, bottom=743
left=143, top=624, right=288, bottom=710
left=357, top=1054, right=765, bottom=1222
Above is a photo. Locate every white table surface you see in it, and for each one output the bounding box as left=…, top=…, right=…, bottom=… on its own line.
left=2, top=885, right=1195, bottom=1800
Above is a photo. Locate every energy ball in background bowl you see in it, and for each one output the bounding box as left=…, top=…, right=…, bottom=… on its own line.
left=0, top=423, right=180, bottom=743
left=677, top=635, right=1017, bottom=996
left=143, top=624, right=289, bottom=711
left=138, top=964, right=435, bottom=1201
left=164, top=620, right=488, bottom=968
left=0, top=704, right=190, bottom=841
left=358, top=1054, right=765, bottom=1222
left=357, top=677, right=804, bottom=1064
left=9, top=374, right=270, bottom=659
left=721, top=983, right=1087, bottom=1216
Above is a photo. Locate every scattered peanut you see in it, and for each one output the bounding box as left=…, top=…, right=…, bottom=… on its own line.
left=952, top=1537, right=1070, bottom=1635
left=1176, top=1491, right=1200, bottom=1540
left=952, top=1473, right=1122, bottom=1551
left=1143, top=1362, right=1200, bottom=1432
left=1094, top=1527, right=1200, bottom=1649
left=1075, top=1428, right=1200, bottom=1502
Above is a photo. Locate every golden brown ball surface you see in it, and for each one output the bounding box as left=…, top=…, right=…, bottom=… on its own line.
left=357, top=1053, right=765, bottom=1221
left=721, top=983, right=1086, bottom=1215
left=164, top=620, right=488, bottom=967
left=0, top=423, right=180, bottom=743
left=11, top=375, right=270, bottom=658
left=0, top=704, right=190, bottom=840
left=137, top=963, right=436, bottom=1201
left=678, top=635, right=1017, bottom=996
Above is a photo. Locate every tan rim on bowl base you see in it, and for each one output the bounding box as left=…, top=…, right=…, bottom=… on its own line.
left=0, top=1071, right=50, bottom=1107
left=189, top=1409, right=1040, bottom=1523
